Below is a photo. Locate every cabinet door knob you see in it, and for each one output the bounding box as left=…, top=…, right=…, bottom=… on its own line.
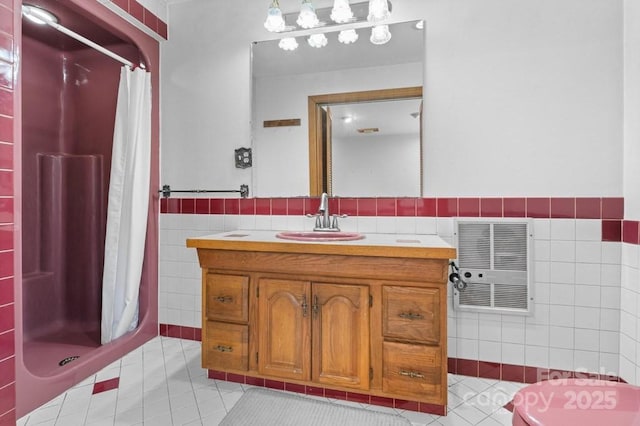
left=214, top=345, right=233, bottom=353
left=399, top=312, right=424, bottom=320
left=399, top=370, right=424, bottom=379
left=215, top=296, right=233, bottom=303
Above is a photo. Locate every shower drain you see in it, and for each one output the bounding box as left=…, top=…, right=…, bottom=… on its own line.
left=59, top=356, right=80, bottom=366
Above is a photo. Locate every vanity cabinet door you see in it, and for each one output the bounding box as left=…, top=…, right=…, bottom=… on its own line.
left=312, top=283, right=370, bottom=390
left=257, top=278, right=311, bottom=381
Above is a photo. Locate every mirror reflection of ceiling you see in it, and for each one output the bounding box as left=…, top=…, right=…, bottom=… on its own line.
left=252, top=20, right=424, bottom=77
left=329, top=98, right=421, bottom=139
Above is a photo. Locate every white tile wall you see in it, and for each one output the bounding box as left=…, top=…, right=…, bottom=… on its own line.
left=160, top=215, right=625, bottom=379
left=446, top=218, right=621, bottom=376
left=619, top=243, right=640, bottom=384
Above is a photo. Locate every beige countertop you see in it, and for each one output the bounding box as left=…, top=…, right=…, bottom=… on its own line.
left=186, top=230, right=456, bottom=259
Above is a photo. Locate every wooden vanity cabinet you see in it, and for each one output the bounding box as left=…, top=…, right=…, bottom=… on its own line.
left=188, top=235, right=454, bottom=412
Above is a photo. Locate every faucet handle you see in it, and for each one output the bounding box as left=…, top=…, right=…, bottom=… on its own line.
left=331, top=214, right=348, bottom=230
left=307, top=213, right=322, bottom=229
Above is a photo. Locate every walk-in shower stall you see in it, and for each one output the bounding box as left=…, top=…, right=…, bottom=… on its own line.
left=17, top=0, right=159, bottom=415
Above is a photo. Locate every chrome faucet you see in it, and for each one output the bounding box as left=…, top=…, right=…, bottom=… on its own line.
left=307, top=192, right=347, bottom=231
left=318, top=192, right=330, bottom=229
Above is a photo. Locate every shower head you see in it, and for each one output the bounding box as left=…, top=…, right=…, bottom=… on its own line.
left=22, top=4, right=59, bottom=26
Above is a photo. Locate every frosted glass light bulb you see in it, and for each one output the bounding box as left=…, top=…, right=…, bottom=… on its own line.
left=370, top=24, right=391, bottom=45
left=338, top=29, right=359, bottom=44
left=264, top=0, right=285, bottom=32
left=330, top=0, right=354, bottom=24
left=279, top=37, right=299, bottom=51
left=297, top=0, right=319, bottom=29
left=367, top=0, right=390, bottom=23
left=308, top=33, right=328, bottom=48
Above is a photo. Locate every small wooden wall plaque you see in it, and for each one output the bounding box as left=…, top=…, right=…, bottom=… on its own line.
left=263, top=118, right=301, bottom=128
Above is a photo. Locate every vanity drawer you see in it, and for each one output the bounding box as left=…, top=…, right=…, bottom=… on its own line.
left=205, top=273, right=249, bottom=323
left=204, top=321, right=249, bottom=371
left=382, top=286, right=440, bottom=344
left=382, top=341, right=442, bottom=401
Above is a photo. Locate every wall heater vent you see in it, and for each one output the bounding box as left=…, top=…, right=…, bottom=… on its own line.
left=453, top=219, right=533, bottom=315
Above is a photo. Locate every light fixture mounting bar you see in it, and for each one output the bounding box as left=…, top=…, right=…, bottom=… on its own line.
left=279, top=0, right=392, bottom=34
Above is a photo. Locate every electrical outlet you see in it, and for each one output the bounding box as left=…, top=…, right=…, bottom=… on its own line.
left=235, top=147, right=252, bottom=169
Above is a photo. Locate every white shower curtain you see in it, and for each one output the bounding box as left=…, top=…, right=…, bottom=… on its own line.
left=101, top=66, right=152, bottom=344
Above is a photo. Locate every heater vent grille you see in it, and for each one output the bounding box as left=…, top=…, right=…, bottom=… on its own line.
left=454, top=219, right=533, bottom=315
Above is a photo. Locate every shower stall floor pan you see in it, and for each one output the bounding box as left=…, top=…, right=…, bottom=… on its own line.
left=23, top=329, right=100, bottom=377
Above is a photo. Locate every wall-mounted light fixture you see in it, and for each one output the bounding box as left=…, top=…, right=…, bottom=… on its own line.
left=263, top=0, right=393, bottom=51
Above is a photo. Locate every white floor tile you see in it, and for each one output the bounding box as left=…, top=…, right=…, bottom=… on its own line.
left=114, top=400, right=143, bottom=421
left=24, top=404, right=60, bottom=425
left=199, top=409, right=227, bottom=426
left=84, top=416, right=115, bottom=426
left=55, top=412, right=87, bottom=426
left=450, top=403, right=489, bottom=425
left=219, top=390, right=243, bottom=410
left=437, top=410, right=473, bottom=426
left=20, top=336, right=531, bottom=426
left=488, top=408, right=514, bottom=426
left=399, top=409, right=437, bottom=425
left=170, top=403, right=201, bottom=425
left=476, top=416, right=503, bottom=426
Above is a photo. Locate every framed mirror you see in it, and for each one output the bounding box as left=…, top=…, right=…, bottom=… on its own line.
left=252, top=20, right=424, bottom=197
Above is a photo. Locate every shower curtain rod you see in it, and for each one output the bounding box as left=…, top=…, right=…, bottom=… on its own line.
left=47, top=20, right=135, bottom=69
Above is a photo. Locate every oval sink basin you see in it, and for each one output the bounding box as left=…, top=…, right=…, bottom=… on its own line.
left=276, top=231, right=364, bottom=242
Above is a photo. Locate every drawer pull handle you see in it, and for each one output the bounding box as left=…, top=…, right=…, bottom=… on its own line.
left=215, top=296, right=233, bottom=303
left=399, top=312, right=424, bottom=320
left=214, top=345, right=233, bottom=353
left=399, top=370, right=424, bottom=379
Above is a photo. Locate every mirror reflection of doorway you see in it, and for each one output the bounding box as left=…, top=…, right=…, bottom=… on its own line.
left=309, top=86, right=423, bottom=197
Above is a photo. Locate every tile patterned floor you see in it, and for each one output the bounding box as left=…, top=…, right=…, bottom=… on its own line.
left=18, top=337, right=524, bottom=425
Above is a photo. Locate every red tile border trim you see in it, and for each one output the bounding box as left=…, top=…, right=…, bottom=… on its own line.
left=448, top=357, right=625, bottom=384
left=109, top=0, right=168, bottom=40
left=159, top=324, right=201, bottom=341
left=160, top=197, right=629, bottom=243
left=207, top=369, right=446, bottom=416
left=160, top=197, right=624, bottom=220
left=623, top=220, right=640, bottom=245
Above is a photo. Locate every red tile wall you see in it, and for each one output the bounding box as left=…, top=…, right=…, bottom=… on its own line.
left=0, top=1, right=12, bottom=424
left=160, top=196, right=629, bottom=243
left=2, top=1, right=163, bottom=423
left=109, top=0, right=168, bottom=40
